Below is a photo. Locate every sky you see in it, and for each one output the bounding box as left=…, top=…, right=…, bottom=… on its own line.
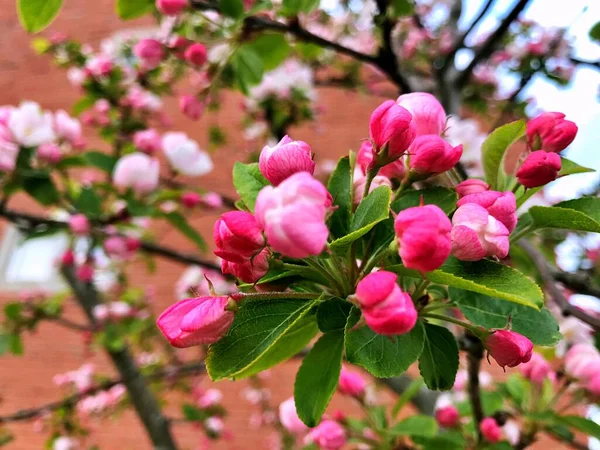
left=456, top=0, right=600, bottom=199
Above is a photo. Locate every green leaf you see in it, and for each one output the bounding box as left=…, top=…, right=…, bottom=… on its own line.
left=116, top=0, right=154, bottom=19
left=389, top=0, right=414, bottom=18
left=0, top=333, right=9, bottom=356
left=17, top=0, right=63, bottom=33
left=73, top=187, right=102, bottom=219
left=345, top=314, right=425, bottom=378
left=4, top=303, right=22, bottom=321
left=388, top=257, right=544, bottom=309
left=182, top=404, right=206, bottom=422
left=294, top=330, right=345, bottom=427
left=419, top=323, right=459, bottom=391
left=556, top=415, right=600, bottom=440
left=481, top=120, right=526, bottom=190
left=246, top=34, right=292, bottom=71
left=72, top=96, right=97, bottom=116
left=392, top=187, right=458, bottom=215
left=232, top=162, right=269, bottom=212
left=206, top=298, right=317, bottom=380
left=450, top=288, right=561, bottom=346
left=330, top=186, right=392, bottom=251
left=220, top=0, right=245, bottom=18
left=327, top=156, right=353, bottom=238
left=163, top=212, right=207, bottom=252
left=23, top=175, right=60, bottom=206
left=392, top=378, right=424, bottom=417
left=83, top=151, right=118, bottom=173
left=317, top=298, right=352, bottom=332
left=232, top=46, right=264, bottom=94
left=389, top=416, right=438, bottom=438
left=590, top=21, right=600, bottom=42
left=8, top=334, right=23, bottom=355
left=523, top=197, right=600, bottom=233
left=281, top=0, right=319, bottom=15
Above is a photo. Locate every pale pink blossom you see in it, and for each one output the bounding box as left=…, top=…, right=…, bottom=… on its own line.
left=396, top=92, right=446, bottom=136
left=113, top=152, right=160, bottom=194
left=8, top=101, right=56, bottom=147
left=162, top=132, right=213, bottom=176
left=259, top=135, right=315, bottom=186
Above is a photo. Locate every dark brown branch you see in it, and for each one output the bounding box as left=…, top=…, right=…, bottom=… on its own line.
left=520, top=240, right=600, bottom=331
left=374, top=0, right=412, bottom=93
left=456, top=0, right=532, bottom=87
left=61, top=267, right=178, bottom=450
left=552, top=269, right=600, bottom=299
left=189, top=0, right=413, bottom=92
left=441, top=0, right=495, bottom=71
left=463, top=333, right=485, bottom=441
left=0, top=362, right=205, bottom=424
left=570, top=57, right=600, bottom=70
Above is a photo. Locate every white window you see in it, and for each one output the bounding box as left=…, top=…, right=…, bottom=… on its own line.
left=0, top=225, right=68, bottom=292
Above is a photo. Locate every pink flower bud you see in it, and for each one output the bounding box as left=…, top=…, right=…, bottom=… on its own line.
left=486, top=330, right=533, bottom=368
left=156, top=0, right=187, bottom=15
left=409, top=135, right=462, bottom=175
left=394, top=205, right=452, bottom=272
left=451, top=203, right=509, bottom=261
left=255, top=172, right=329, bottom=259
left=86, top=56, right=113, bottom=77
left=435, top=405, right=459, bottom=428
left=113, top=153, right=160, bottom=195
left=179, top=95, right=204, bottom=121
left=156, top=296, right=234, bottom=347
left=353, top=170, right=391, bottom=205
left=587, top=376, right=600, bottom=396
left=214, top=211, right=265, bottom=263
left=69, top=214, right=90, bottom=235
left=184, top=43, right=208, bottom=67
left=357, top=141, right=405, bottom=180
left=519, top=352, right=553, bottom=384
left=279, top=398, right=307, bottom=434
left=527, top=112, right=577, bottom=152
left=480, top=417, right=502, bottom=443
left=181, top=192, right=202, bottom=208
left=396, top=92, right=446, bottom=136
left=456, top=179, right=490, bottom=198
left=125, top=237, right=141, bottom=253
left=308, top=420, right=346, bottom=450
left=133, top=129, right=162, bottom=154
left=457, top=191, right=517, bottom=232
left=104, top=236, right=128, bottom=258
left=133, top=39, right=164, bottom=70
left=356, top=271, right=417, bottom=335
left=76, top=263, right=95, bottom=283
left=37, top=143, right=62, bottom=164
left=369, top=100, right=416, bottom=159
left=338, top=366, right=367, bottom=397
left=564, top=343, right=600, bottom=381
left=259, top=135, right=315, bottom=186
left=516, top=150, right=561, bottom=188
left=221, top=248, right=269, bottom=283
left=61, top=250, right=75, bottom=266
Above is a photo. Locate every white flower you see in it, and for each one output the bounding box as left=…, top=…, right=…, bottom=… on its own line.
left=53, top=437, right=79, bottom=450
left=162, top=132, right=213, bottom=176
left=8, top=101, right=56, bottom=147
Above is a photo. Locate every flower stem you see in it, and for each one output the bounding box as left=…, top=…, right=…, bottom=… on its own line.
left=510, top=223, right=534, bottom=243
left=362, top=168, right=377, bottom=201
left=233, top=291, right=321, bottom=302
left=422, top=313, right=479, bottom=334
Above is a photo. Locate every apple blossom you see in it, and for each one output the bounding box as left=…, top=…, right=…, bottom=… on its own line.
left=213, top=211, right=266, bottom=263
left=394, top=204, right=452, bottom=272
left=133, top=39, right=164, bottom=70
left=258, top=135, right=315, bottom=186
left=112, top=152, right=160, bottom=194
left=255, top=172, right=329, bottom=259
left=179, top=95, right=204, bottom=121
left=520, top=352, right=553, bottom=384
left=8, top=101, right=55, bottom=147
left=69, top=214, right=90, bottom=235
left=408, top=134, right=463, bottom=175
left=54, top=110, right=82, bottom=145
left=457, top=191, right=517, bottom=233
left=396, top=92, right=446, bottom=136
left=338, top=366, right=367, bottom=397
left=156, top=296, right=235, bottom=347
left=485, top=330, right=533, bottom=368
left=369, top=100, right=416, bottom=160
left=133, top=129, right=162, bottom=154
left=279, top=397, right=307, bottom=434
left=516, top=150, right=562, bottom=188
left=307, top=420, right=346, bottom=450
left=162, top=132, right=213, bottom=176
left=527, top=112, right=577, bottom=152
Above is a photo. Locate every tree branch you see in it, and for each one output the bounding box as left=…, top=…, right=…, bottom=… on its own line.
left=456, top=0, right=532, bottom=87
left=463, top=333, right=485, bottom=441
left=379, top=375, right=439, bottom=415
left=520, top=240, right=600, bottom=331
left=442, top=0, right=495, bottom=71
left=0, top=362, right=205, bottom=424
left=61, top=266, right=178, bottom=450
left=189, top=0, right=413, bottom=92
left=552, top=269, right=600, bottom=299
left=570, top=57, right=600, bottom=70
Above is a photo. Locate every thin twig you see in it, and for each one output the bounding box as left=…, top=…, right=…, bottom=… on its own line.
left=464, top=333, right=485, bottom=441
left=456, top=0, right=532, bottom=87
left=520, top=240, right=600, bottom=331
